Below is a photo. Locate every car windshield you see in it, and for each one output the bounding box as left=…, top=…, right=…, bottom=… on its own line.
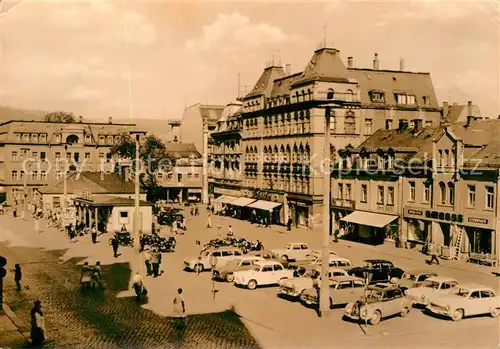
left=251, top=265, right=261, bottom=272
left=421, top=280, right=440, bottom=289
left=284, top=244, right=291, bottom=249
left=403, top=273, right=417, bottom=280
left=366, top=290, right=384, bottom=303
left=452, top=288, right=471, bottom=297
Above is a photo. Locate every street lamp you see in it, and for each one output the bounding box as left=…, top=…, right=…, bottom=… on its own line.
left=62, top=144, right=68, bottom=229
left=130, top=131, right=144, bottom=252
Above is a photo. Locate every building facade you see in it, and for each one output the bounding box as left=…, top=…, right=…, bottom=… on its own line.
left=239, top=45, right=441, bottom=228
left=333, top=117, right=500, bottom=264
left=0, top=118, right=138, bottom=204
left=155, top=142, right=203, bottom=202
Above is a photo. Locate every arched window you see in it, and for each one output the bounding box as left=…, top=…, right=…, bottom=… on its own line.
left=66, top=134, right=79, bottom=144
left=293, top=144, right=298, bottom=163
left=439, top=182, right=446, bottom=204
left=307, top=89, right=312, bottom=101
left=448, top=182, right=455, bottom=205
left=344, top=111, right=356, bottom=134
left=280, top=145, right=285, bottom=163
left=285, top=144, right=291, bottom=162
left=273, top=145, right=279, bottom=162
left=346, top=89, right=354, bottom=102
left=327, top=89, right=335, bottom=100
left=298, top=144, right=304, bottom=163
left=295, top=91, right=299, bottom=103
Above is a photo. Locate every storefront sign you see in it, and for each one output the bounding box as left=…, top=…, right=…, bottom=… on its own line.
left=468, top=217, right=488, bottom=225
left=252, top=190, right=271, bottom=201
left=424, top=210, right=463, bottom=223
left=331, top=199, right=355, bottom=209
left=214, top=187, right=240, bottom=197
left=289, top=200, right=309, bottom=207
left=407, top=209, right=423, bottom=216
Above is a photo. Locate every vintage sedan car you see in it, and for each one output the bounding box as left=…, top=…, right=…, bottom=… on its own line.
left=300, top=275, right=365, bottom=308
left=183, top=247, right=243, bottom=273
left=405, top=276, right=459, bottom=306
left=212, top=256, right=264, bottom=282
left=277, top=266, right=348, bottom=300
left=286, top=252, right=348, bottom=271
left=343, top=284, right=412, bottom=325
left=234, top=261, right=294, bottom=290
left=426, top=284, right=500, bottom=321
left=271, top=242, right=311, bottom=262
left=397, top=270, right=438, bottom=291
left=348, top=259, right=405, bottom=284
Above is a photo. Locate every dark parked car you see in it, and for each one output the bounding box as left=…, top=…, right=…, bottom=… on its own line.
left=348, top=259, right=404, bottom=284
left=157, top=209, right=183, bottom=226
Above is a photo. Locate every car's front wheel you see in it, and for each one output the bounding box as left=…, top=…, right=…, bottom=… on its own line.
left=491, top=308, right=500, bottom=318
left=194, top=264, right=204, bottom=273
left=247, top=279, right=257, bottom=290
left=370, top=310, right=382, bottom=325
left=452, top=309, right=464, bottom=321
left=226, top=273, right=235, bottom=283
left=281, top=255, right=289, bottom=262
left=400, top=306, right=410, bottom=317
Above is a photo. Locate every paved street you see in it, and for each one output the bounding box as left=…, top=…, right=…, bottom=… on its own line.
left=1, top=209, right=500, bottom=348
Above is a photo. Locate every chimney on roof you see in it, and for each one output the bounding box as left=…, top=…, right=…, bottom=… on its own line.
left=373, top=52, right=379, bottom=70
left=79, top=116, right=83, bottom=123
left=399, top=57, right=405, bottom=71
left=442, top=101, right=449, bottom=118
left=347, top=57, right=353, bottom=68
left=467, top=101, right=473, bottom=117
left=285, top=64, right=291, bottom=75
left=465, top=115, right=474, bottom=128
left=108, top=116, right=112, bottom=124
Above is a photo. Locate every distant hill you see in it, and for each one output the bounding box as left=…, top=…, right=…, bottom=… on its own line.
left=0, top=106, right=47, bottom=122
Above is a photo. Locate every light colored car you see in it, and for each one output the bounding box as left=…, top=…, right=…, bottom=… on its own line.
left=405, top=276, right=459, bottom=306
left=287, top=252, right=350, bottom=271
left=271, top=242, right=311, bottom=262
left=300, top=275, right=366, bottom=308
left=212, top=256, right=264, bottom=282
left=344, top=284, right=412, bottom=325
left=234, top=261, right=294, bottom=290
left=397, top=270, right=438, bottom=291
left=183, top=247, right=243, bottom=273
left=427, top=284, right=500, bottom=321
left=277, top=266, right=348, bottom=299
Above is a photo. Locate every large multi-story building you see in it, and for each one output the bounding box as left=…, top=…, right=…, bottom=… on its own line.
left=333, top=117, right=500, bottom=264
left=239, top=44, right=441, bottom=228
left=210, top=101, right=244, bottom=200
left=0, top=118, right=138, bottom=204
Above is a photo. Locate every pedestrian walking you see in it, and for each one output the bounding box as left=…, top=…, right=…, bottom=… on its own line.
left=207, top=213, right=212, bottom=228
left=172, top=219, right=178, bottom=235
left=111, top=236, right=119, bottom=258
left=151, top=249, right=161, bottom=277
left=286, top=217, right=293, bottom=231
left=14, top=264, right=22, bottom=291
left=143, top=249, right=152, bottom=276
left=333, top=228, right=340, bottom=243
left=91, top=224, right=98, bottom=244
left=132, top=272, right=144, bottom=302
left=427, top=241, right=440, bottom=265
left=34, top=216, right=41, bottom=234
left=92, top=261, right=104, bottom=290
left=30, top=300, right=46, bottom=345
left=172, top=288, right=186, bottom=339
left=227, top=225, right=233, bottom=238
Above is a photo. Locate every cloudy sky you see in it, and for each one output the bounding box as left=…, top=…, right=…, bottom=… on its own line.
left=0, top=0, right=499, bottom=120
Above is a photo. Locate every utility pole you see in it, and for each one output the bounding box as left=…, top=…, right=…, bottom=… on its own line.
left=62, top=145, right=68, bottom=229
left=319, top=106, right=332, bottom=317
left=133, top=133, right=141, bottom=251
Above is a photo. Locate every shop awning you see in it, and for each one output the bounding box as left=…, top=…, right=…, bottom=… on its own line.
left=215, top=195, right=238, bottom=204
left=247, top=200, right=282, bottom=211
left=341, top=211, right=398, bottom=228
left=230, top=197, right=256, bottom=207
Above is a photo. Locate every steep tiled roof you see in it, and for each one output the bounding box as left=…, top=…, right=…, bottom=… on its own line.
left=38, top=172, right=143, bottom=194
left=444, top=104, right=481, bottom=123
left=348, top=68, right=439, bottom=107
left=246, top=66, right=285, bottom=98
left=164, top=142, right=201, bottom=158
left=292, top=48, right=351, bottom=87
left=271, top=73, right=302, bottom=98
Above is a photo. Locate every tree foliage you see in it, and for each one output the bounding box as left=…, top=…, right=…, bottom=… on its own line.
left=43, top=111, right=76, bottom=123
left=110, top=133, right=175, bottom=201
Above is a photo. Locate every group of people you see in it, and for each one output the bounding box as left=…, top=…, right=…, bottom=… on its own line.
left=143, top=248, right=163, bottom=277
left=80, top=261, right=105, bottom=290
left=171, top=217, right=187, bottom=235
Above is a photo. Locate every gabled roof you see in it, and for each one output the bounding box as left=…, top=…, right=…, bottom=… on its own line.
left=444, top=104, right=481, bottom=123
left=164, top=142, right=201, bottom=158
left=246, top=66, right=285, bottom=98
left=292, top=48, right=351, bottom=87
left=38, top=171, right=144, bottom=195
left=271, top=73, right=302, bottom=98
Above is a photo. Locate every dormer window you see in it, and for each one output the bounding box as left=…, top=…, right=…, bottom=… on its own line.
left=85, top=134, right=92, bottom=143
left=396, top=93, right=416, bottom=105
left=370, top=91, right=385, bottom=103
left=54, top=133, right=62, bottom=143
left=98, top=134, right=105, bottom=144
left=423, top=96, right=430, bottom=105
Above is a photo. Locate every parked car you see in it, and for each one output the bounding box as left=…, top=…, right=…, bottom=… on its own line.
left=348, top=259, right=405, bottom=284
left=212, top=256, right=264, bottom=282
left=286, top=251, right=349, bottom=270
left=277, top=266, right=348, bottom=300
left=183, top=247, right=243, bottom=273
left=246, top=250, right=275, bottom=260
left=271, top=242, right=311, bottom=262
left=405, top=276, right=459, bottom=306
left=343, top=284, right=412, bottom=325
left=300, top=275, right=366, bottom=308
left=234, top=261, right=294, bottom=290
left=397, top=270, right=438, bottom=291
left=426, top=284, right=500, bottom=321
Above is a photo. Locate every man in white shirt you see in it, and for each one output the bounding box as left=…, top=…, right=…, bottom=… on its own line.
left=132, top=272, right=143, bottom=301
